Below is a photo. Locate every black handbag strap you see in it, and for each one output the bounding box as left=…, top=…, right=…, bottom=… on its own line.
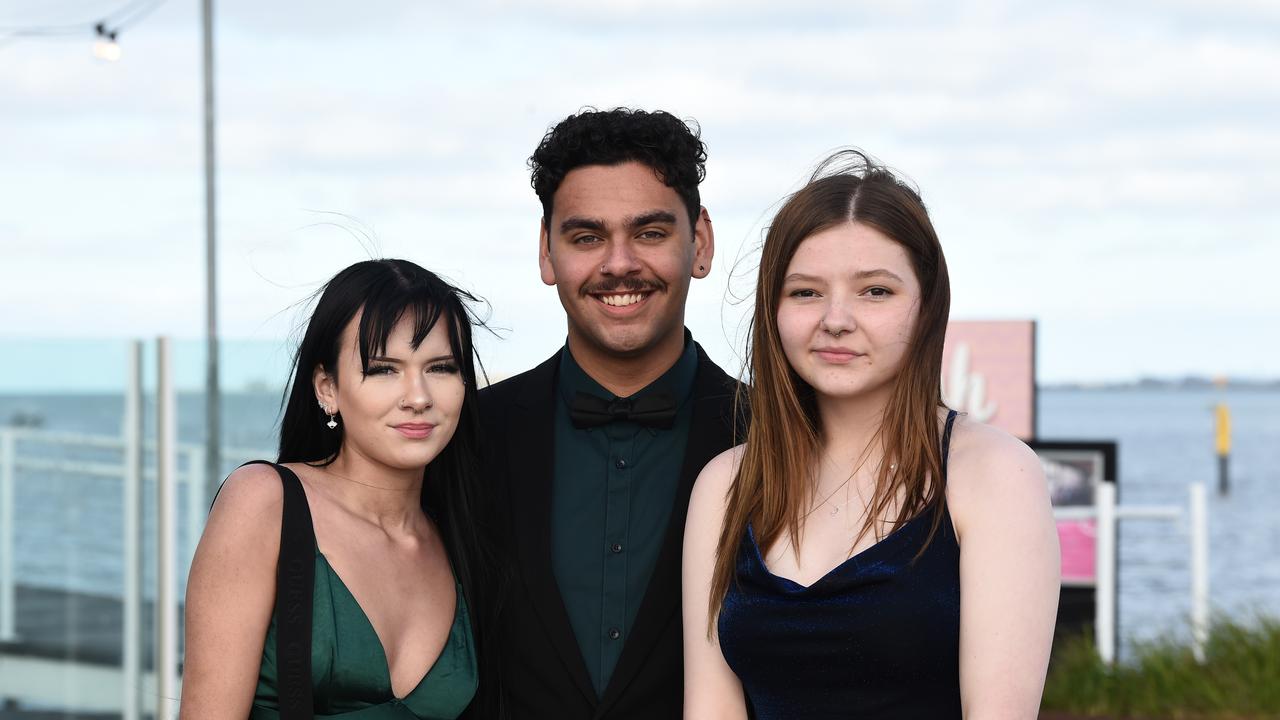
left=241, top=460, right=315, bottom=720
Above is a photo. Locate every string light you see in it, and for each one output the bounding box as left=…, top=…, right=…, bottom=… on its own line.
left=92, top=22, right=121, bottom=61
left=0, top=0, right=166, bottom=56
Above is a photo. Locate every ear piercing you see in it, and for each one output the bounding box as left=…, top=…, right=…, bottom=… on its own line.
left=319, top=401, right=338, bottom=430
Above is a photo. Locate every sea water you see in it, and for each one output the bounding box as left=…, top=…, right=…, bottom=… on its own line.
left=1, top=386, right=1277, bottom=653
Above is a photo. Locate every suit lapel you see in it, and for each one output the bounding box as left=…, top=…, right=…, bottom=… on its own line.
left=596, top=347, right=739, bottom=714
left=506, top=353, right=598, bottom=706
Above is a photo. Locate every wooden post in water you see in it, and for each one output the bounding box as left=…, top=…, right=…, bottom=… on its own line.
left=1214, top=402, right=1231, bottom=496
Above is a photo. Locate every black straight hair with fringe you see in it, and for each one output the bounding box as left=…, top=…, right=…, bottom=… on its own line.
left=275, top=258, right=501, bottom=713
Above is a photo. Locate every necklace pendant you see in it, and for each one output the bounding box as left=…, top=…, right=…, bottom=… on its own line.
left=830, top=505, right=839, bottom=516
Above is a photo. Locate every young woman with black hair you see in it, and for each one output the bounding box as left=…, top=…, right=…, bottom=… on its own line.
left=683, top=152, right=1060, bottom=719
left=180, top=259, right=491, bottom=719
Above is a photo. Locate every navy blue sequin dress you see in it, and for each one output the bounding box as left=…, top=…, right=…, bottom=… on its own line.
left=717, top=411, right=961, bottom=719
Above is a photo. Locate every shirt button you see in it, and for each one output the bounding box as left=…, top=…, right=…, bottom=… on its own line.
left=615, top=458, right=627, bottom=470
left=610, top=543, right=623, bottom=554
left=608, top=628, right=621, bottom=640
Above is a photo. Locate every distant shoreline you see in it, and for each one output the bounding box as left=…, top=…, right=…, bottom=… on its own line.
left=1040, top=377, right=1280, bottom=391
left=1, top=378, right=1280, bottom=396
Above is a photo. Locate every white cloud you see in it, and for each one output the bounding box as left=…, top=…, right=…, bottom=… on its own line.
left=2, top=0, right=1277, bottom=380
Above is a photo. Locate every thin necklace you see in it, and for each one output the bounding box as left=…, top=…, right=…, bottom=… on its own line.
left=821, top=461, right=896, bottom=516
left=309, top=464, right=415, bottom=492
left=772, top=455, right=897, bottom=566
left=807, top=474, right=855, bottom=519
left=802, top=446, right=877, bottom=521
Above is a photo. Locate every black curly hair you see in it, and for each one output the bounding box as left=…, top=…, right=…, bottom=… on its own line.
left=529, top=107, right=708, bottom=229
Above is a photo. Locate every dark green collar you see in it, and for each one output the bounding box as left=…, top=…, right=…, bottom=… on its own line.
left=557, top=330, right=699, bottom=411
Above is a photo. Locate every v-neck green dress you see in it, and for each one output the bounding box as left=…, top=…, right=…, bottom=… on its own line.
left=248, top=552, right=477, bottom=719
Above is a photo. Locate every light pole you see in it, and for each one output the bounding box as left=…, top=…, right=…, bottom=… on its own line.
left=202, top=0, right=221, bottom=509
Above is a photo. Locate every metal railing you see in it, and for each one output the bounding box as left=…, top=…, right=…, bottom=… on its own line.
left=0, top=339, right=272, bottom=720
left=0, top=429, right=269, bottom=638
left=1054, top=482, right=1210, bottom=664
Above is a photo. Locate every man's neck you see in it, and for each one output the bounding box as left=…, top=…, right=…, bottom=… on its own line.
left=566, top=329, right=687, bottom=398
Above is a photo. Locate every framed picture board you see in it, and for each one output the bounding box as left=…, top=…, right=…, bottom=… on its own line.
left=1029, top=440, right=1118, bottom=642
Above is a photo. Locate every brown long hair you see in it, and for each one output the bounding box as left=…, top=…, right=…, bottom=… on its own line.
left=710, top=150, right=951, bottom=630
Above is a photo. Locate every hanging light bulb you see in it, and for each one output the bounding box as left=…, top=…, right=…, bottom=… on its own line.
left=93, top=22, right=121, bottom=61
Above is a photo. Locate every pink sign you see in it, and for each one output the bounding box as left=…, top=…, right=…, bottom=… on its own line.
left=1058, top=520, right=1097, bottom=585
left=1034, top=444, right=1114, bottom=587
left=942, top=320, right=1036, bottom=440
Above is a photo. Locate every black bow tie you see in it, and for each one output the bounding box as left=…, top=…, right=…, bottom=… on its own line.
left=568, top=391, right=677, bottom=429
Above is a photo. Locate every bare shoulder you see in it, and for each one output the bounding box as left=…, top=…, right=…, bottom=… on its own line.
left=684, top=444, right=746, bottom=593
left=690, top=444, right=746, bottom=508
left=944, top=414, right=1049, bottom=526
left=946, top=413, right=1042, bottom=478
left=203, top=462, right=285, bottom=548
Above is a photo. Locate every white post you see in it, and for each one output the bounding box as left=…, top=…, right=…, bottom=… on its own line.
left=185, top=446, right=206, bottom=578
left=0, top=429, right=16, bottom=642
left=1189, top=482, right=1210, bottom=664
left=1095, top=481, right=1118, bottom=664
left=122, top=340, right=143, bottom=720
left=156, top=337, right=180, bottom=719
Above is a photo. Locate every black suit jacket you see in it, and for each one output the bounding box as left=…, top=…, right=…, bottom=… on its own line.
left=476, top=343, right=740, bottom=720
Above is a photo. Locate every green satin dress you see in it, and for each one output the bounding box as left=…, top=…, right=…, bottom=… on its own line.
left=249, top=552, right=477, bottom=719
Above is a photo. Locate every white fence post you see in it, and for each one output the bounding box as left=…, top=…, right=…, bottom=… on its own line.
left=156, top=337, right=180, bottom=719
left=1057, top=482, right=1208, bottom=666
left=184, top=446, right=206, bottom=580
left=1094, top=481, right=1118, bottom=664
left=1189, top=482, right=1210, bottom=663
left=0, top=429, right=16, bottom=642
left=122, top=339, right=144, bottom=720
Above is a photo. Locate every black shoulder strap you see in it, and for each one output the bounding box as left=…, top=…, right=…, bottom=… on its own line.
left=940, top=410, right=959, bottom=480
left=242, top=460, right=315, bottom=719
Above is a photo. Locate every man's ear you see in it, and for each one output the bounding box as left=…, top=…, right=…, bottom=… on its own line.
left=312, top=364, right=338, bottom=414
left=691, top=206, right=715, bottom=279
left=539, top=218, right=557, bottom=286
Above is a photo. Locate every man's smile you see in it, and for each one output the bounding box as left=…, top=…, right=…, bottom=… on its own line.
left=595, top=291, right=652, bottom=307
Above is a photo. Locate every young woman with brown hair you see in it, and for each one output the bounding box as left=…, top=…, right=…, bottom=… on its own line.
left=683, top=151, right=1060, bottom=719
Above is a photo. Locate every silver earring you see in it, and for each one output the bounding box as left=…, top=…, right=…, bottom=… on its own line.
left=319, top=401, right=338, bottom=430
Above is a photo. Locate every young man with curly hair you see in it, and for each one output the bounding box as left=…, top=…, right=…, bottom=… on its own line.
left=477, top=108, right=741, bottom=719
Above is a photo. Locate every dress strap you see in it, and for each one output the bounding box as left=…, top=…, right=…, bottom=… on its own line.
left=240, top=461, right=316, bottom=719
left=940, top=410, right=959, bottom=481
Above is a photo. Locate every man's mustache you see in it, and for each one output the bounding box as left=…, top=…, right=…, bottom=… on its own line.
left=580, top=278, right=667, bottom=296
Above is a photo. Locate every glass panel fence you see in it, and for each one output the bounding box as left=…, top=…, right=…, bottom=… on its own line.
left=0, top=338, right=287, bottom=719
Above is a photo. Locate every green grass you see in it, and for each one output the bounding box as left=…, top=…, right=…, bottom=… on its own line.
left=1042, top=617, right=1280, bottom=718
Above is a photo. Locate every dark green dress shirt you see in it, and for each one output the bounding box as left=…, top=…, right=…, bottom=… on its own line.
left=550, top=334, right=698, bottom=697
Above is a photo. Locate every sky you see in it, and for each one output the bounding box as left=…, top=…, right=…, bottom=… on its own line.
left=2, top=0, right=1278, bottom=390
